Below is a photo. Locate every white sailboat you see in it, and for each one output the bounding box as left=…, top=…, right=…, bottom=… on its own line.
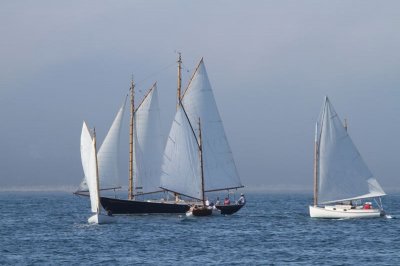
left=309, top=97, right=387, bottom=219
left=81, top=122, right=114, bottom=224
left=161, top=58, right=244, bottom=216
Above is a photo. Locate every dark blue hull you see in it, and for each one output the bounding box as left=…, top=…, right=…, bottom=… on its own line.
left=100, top=197, right=190, bottom=214
left=215, top=204, right=244, bottom=215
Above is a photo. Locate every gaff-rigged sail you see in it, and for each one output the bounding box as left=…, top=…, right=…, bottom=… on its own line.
left=133, top=85, right=164, bottom=195
left=181, top=59, right=242, bottom=192
left=316, top=97, right=386, bottom=204
left=77, top=99, right=126, bottom=193
left=160, top=106, right=202, bottom=200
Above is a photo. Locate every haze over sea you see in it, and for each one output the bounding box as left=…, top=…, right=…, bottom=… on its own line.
left=2, top=191, right=399, bottom=265
left=1, top=2, right=400, bottom=265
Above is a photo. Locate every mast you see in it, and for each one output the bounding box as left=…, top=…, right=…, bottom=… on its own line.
left=93, top=128, right=100, bottom=213
left=128, top=78, right=135, bottom=200
left=198, top=118, right=206, bottom=206
left=177, top=52, right=182, bottom=109
left=344, top=118, right=348, bottom=132
left=313, top=123, right=318, bottom=206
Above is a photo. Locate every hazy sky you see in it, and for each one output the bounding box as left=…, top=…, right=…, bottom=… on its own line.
left=1, top=1, right=399, bottom=192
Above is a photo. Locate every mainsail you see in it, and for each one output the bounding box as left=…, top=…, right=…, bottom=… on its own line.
left=181, top=59, right=242, bottom=192
left=160, top=106, right=202, bottom=200
left=133, top=84, right=164, bottom=194
left=77, top=99, right=126, bottom=193
left=316, top=97, right=386, bottom=204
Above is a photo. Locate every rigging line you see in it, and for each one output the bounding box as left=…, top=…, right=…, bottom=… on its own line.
left=135, top=83, right=156, bottom=112
left=180, top=63, right=192, bottom=88
left=180, top=101, right=200, bottom=147
left=181, top=63, right=191, bottom=75
left=160, top=187, right=202, bottom=201
left=134, top=62, right=176, bottom=88
left=181, top=58, right=203, bottom=99
left=317, top=98, right=328, bottom=147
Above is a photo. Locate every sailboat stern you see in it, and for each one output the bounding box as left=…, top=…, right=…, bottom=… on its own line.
left=215, top=203, right=244, bottom=215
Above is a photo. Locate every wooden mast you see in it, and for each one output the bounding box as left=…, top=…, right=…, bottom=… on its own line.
left=177, top=52, right=182, bottom=109
left=198, top=118, right=206, bottom=206
left=313, top=123, right=318, bottom=207
left=128, top=78, right=135, bottom=200
left=93, top=128, right=100, bottom=213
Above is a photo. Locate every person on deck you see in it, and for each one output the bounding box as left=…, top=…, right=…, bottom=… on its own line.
left=174, top=193, right=180, bottom=203
left=224, top=197, right=230, bottom=205
left=237, top=193, right=246, bottom=205
left=363, top=202, right=372, bottom=209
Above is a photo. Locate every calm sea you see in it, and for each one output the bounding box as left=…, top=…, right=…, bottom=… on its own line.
left=1, top=192, right=399, bottom=265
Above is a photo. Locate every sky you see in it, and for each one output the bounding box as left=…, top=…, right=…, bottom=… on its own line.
left=1, top=1, right=399, bottom=192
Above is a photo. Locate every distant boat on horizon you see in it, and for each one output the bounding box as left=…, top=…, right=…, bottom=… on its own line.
left=309, top=96, right=387, bottom=219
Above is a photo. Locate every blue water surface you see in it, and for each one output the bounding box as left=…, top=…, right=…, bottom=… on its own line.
left=1, top=192, right=399, bottom=265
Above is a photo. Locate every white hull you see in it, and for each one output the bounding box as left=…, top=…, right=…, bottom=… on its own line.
left=309, top=205, right=383, bottom=219
left=88, top=213, right=115, bottom=224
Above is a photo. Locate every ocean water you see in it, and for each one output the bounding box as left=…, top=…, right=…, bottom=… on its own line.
left=1, top=192, right=399, bottom=265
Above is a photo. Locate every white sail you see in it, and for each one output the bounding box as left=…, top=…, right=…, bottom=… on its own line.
left=134, top=85, right=164, bottom=194
left=317, top=97, right=386, bottom=204
left=85, top=127, right=100, bottom=213
left=181, top=59, right=242, bottom=192
left=80, top=121, right=93, bottom=191
left=97, top=99, right=126, bottom=190
left=160, top=107, right=202, bottom=200
left=78, top=100, right=126, bottom=192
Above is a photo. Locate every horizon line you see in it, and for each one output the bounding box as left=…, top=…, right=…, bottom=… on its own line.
left=1, top=185, right=400, bottom=194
